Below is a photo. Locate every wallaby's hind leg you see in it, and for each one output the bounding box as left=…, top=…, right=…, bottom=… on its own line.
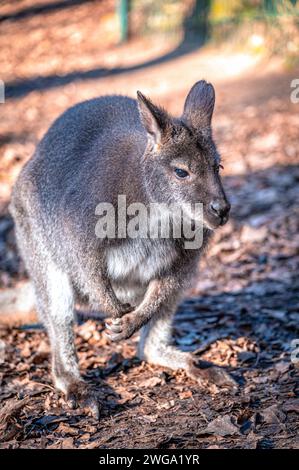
left=43, top=261, right=101, bottom=418
left=138, top=313, right=237, bottom=389
left=138, top=314, right=193, bottom=370
left=43, top=261, right=79, bottom=391
left=12, top=207, right=101, bottom=418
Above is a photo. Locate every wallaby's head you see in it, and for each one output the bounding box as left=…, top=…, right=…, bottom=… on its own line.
left=137, top=80, right=230, bottom=230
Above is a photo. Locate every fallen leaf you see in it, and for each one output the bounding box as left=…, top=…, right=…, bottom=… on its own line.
left=139, top=376, right=162, bottom=388
left=201, top=415, right=240, bottom=437
left=179, top=390, right=193, bottom=400
left=138, top=414, right=158, bottom=423
left=259, top=405, right=286, bottom=425
left=282, top=399, right=299, bottom=414
left=62, top=437, right=74, bottom=449
left=56, top=422, right=79, bottom=436
left=158, top=400, right=175, bottom=410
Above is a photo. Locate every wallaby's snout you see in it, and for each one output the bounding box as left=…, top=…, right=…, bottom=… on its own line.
left=208, top=197, right=231, bottom=227
left=202, top=179, right=230, bottom=229
left=203, top=168, right=231, bottom=229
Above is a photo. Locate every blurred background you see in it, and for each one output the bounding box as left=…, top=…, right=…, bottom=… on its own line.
left=0, top=0, right=298, bottom=449
left=1, top=0, right=299, bottom=291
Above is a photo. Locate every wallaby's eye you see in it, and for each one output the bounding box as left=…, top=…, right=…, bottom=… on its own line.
left=174, top=168, right=189, bottom=179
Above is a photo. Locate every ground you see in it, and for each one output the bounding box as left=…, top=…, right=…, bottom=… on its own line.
left=0, top=0, right=298, bottom=449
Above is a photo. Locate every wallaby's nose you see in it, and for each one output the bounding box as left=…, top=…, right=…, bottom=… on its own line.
left=209, top=199, right=230, bottom=223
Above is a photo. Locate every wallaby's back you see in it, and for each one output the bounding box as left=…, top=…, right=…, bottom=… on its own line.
left=12, top=95, right=148, bottom=225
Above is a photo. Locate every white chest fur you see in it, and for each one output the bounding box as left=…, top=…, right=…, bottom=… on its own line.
left=106, top=239, right=177, bottom=284
left=106, top=239, right=178, bottom=305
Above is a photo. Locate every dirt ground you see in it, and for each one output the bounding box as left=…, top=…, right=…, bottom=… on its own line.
left=0, top=0, right=298, bottom=449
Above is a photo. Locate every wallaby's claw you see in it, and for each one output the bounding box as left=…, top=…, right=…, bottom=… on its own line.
left=66, top=381, right=102, bottom=419
left=105, top=312, right=136, bottom=342
left=187, top=355, right=238, bottom=390
left=105, top=319, right=122, bottom=334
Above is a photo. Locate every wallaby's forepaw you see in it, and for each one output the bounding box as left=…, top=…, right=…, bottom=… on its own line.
left=66, top=381, right=102, bottom=419
left=116, top=302, right=133, bottom=317
left=105, top=313, right=137, bottom=342
left=186, top=355, right=238, bottom=390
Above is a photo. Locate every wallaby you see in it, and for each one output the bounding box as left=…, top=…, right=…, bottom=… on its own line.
left=10, top=81, right=231, bottom=418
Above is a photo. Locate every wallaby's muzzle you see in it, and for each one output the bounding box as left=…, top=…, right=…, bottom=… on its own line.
left=208, top=197, right=231, bottom=226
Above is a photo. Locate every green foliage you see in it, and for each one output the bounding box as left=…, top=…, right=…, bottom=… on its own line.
left=128, top=0, right=298, bottom=64
left=209, top=0, right=264, bottom=22
left=207, top=0, right=299, bottom=64
left=130, top=0, right=192, bottom=35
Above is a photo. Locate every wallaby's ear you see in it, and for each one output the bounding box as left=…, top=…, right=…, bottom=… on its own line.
left=137, top=91, right=170, bottom=146
left=182, top=80, right=215, bottom=131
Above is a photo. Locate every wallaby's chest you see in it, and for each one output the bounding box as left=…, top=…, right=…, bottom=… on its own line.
left=106, top=239, right=178, bottom=283
left=106, top=239, right=178, bottom=305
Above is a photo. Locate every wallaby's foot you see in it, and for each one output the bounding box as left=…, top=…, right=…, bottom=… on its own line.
left=140, top=339, right=237, bottom=390
left=66, top=381, right=102, bottom=419
left=186, top=354, right=238, bottom=389
left=105, top=312, right=137, bottom=342
left=139, top=316, right=237, bottom=389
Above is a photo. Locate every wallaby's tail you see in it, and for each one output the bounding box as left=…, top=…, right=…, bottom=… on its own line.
left=0, top=281, right=37, bottom=326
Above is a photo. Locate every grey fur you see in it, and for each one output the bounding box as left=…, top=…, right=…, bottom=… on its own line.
left=10, top=81, right=230, bottom=416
